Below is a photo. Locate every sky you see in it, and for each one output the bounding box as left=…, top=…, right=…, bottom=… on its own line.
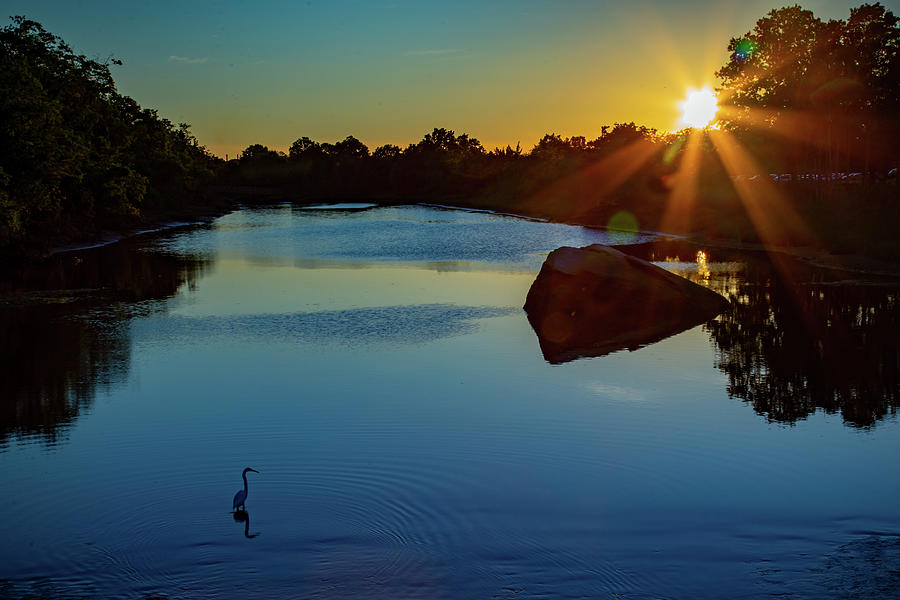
left=3, top=0, right=898, bottom=158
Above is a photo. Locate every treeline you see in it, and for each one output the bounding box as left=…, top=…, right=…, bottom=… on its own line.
left=221, top=123, right=674, bottom=225
left=223, top=119, right=898, bottom=251
left=2, top=3, right=899, bottom=256
left=223, top=2, right=900, bottom=254
left=0, top=17, right=220, bottom=253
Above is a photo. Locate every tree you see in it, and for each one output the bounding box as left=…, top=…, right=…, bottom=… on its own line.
left=0, top=16, right=216, bottom=250
left=717, top=5, right=822, bottom=114
left=716, top=3, right=900, bottom=174
left=373, top=144, right=401, bottom=159
left=289, top=136, right=321, bottom=159
left=590, top=122, right=658, bottom=152
left=240, top=144, right=281, bottom=161
left=490, top=143, right=522, bottom=158
left=409, top=128, right=484, bottom=157
left=333, top=135, right=369, bottom=158
left=843, top=3, right=900, bottom=112
left=530, top=133, right=572, bottom=159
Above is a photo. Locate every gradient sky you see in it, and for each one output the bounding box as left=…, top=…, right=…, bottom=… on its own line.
left=4, top=0, right=898, bottom=157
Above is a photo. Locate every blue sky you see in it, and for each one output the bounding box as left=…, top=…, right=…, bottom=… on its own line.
left=3, top=0, right=895, bottom=156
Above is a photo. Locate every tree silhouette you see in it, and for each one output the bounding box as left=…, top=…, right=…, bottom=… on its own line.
left=716, top=3, right=900, bottom=174
left=373, top=144, right=401, bottom=159
left=717, top=6, right=822, bottom=114
left=333, top=135, right=369, bottom=158
left=240, top=144, right=282, bottom=161
left=289, top=136, right=321, bottom=159
left=0, top=17, right=217, bottom=252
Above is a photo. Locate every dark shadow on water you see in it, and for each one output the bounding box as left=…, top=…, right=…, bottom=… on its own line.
left=296, top=202, right=379, bottom=212
left=0, top=240, right=210, bottom=447
left=708, top=271, right=899, bottom=427
left=0, top=303, right=131, bottom=446
left=616, top=241, right=900, bottom=428
left=232, top=509, right=260, bottom=538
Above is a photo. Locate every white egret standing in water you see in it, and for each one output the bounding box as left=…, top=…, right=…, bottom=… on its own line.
left=233, top=467, right=259, bottom=511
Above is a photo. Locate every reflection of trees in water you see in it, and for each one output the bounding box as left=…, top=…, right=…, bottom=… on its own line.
left=0, top=244, right=209, bottom=445
left=707, top=276, right=899, bottom=427
left=617, top=241, right=899, bottom=427
left=0, top=304, right=129, bottom=444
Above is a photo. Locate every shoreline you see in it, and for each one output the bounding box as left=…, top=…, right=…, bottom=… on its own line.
left=47, top=218, right=221, bottom=256
left=34, top=193, right=900, bottom=280
left=425, top=200, right=900, bottom=279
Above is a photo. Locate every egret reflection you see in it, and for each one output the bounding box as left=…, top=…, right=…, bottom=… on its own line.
left=232, top=509, right=260, bottom=539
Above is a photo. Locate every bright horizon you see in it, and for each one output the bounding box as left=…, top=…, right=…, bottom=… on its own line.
left=7, top=0, right=896, bottom=157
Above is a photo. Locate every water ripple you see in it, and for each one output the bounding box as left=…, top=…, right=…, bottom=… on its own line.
left=132, top=303, right=517, bottom=346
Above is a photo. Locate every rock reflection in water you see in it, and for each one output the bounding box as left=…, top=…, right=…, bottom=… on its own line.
left=0, top=242, right=210, bottom=446
left=617, top=241, right=899, bottom=427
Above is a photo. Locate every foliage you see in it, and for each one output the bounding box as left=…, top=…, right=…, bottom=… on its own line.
left=0, top=17, right=218, bottom=251
left=716, top=3, right=900, bottom=173
left=225, top=123, right=666, bottom=219
left=5, top=4, right=899, bottom=256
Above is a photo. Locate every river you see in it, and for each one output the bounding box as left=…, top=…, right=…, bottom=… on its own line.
left=1, top=204, right=898, bottom=599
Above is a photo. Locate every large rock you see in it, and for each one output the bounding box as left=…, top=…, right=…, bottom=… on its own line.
left=524, top=244, right=730, bottom=363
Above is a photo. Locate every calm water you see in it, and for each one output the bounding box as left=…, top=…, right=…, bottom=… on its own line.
left=2, top=204, right=898, bottom=599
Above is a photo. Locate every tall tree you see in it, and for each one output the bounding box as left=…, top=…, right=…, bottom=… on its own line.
left=716, top=5, right=823, bottom=118
left=716, top=3, right=900, bottom=173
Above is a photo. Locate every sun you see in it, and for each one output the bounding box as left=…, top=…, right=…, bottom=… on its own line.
left=677, top=86, right=719, bottom=129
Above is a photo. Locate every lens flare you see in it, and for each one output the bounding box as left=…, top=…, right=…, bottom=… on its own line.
left=733, top=38, right=758, bottom=62
left=607, top=211, right=639, bottom=242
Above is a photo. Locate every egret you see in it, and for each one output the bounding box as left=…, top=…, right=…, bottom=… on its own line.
left=232, top=467, right=259, bottom=511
